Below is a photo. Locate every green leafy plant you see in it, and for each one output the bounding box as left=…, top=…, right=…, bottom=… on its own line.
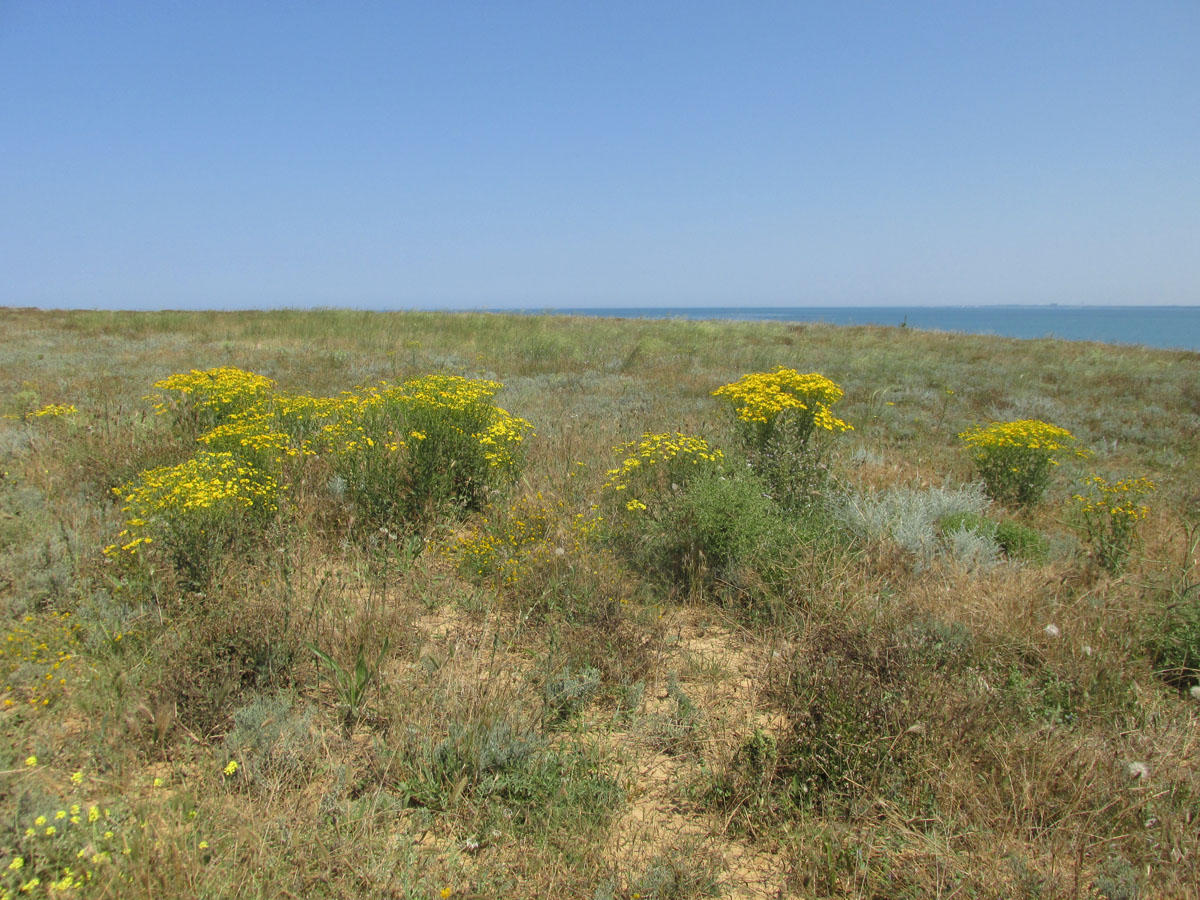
left=1146, top=524, right=1200, bottom=688
left=938, top=511, right=1050, bottom=563
left=309, top=637, right=390, bottom=731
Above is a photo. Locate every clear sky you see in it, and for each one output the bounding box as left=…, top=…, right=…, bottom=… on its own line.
left=2, top=1, right=1197, bottom=309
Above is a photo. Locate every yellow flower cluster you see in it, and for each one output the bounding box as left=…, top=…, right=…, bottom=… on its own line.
left=477, top=408, right=534, bottom=469
left=1, top=796, right=118, bottom=898
left=319, top=375, right=531, bottom=469
left=453, top=495, right=553, bottom=583
left=712, top=367, right=850, bottom=431
left=601, top=432, right=726, bottom=520
left=269, top=392, right=345, bottom=442
left=604, top=432, right=724, bottom=493
left=121, top=365, right=534, bottom=562
left=3, top=404, right=80, bottom=421
left=959, top=418, right=1086, bottom=507
left=1072, top=474, right=1156, bottom=573
left=30, top=404, right=78, bottom=419
left=106, top=451, right=279, bottom=560
left=370, top=373, right=503, bottom=412
left=153, top=366, right=275, bottom=425
left=1072, top=475, right=1156, bottom=521
left=958, top=419, right=1081, bottom=458
left=450, top=493, right=599, bottom=587
left=1, top=613, right=80, bottom=712
left=197, top=413, right=304, bottom=463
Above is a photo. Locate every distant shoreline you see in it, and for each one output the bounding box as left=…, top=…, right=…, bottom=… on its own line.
left=477, top=305, right=1200, bottom=352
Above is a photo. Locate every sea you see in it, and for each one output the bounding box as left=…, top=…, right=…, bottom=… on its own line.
left=503, top=306, right=1200, bottom=352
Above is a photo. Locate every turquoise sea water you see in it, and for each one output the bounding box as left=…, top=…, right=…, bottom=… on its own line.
left=515, top=306, right=1200, bottom=352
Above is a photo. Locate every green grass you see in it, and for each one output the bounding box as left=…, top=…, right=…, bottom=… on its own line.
left=2, top=306, right=1199, bottom=899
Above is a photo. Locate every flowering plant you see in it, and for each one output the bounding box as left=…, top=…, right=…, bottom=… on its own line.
left=958, top=419, right=1084, bottom=507
left=1071, top=475, right=1155, bottom=572
left=712, top=367, right=851, bottom=449
left=712, top=368, right=850, bottom=511
left=602, top=432, right=725, bottom=518
left=323, top=374, right=533, bottom=528
left=153, top=366, right=275, bottom=434
left=106, top=451, right=280, bottom=584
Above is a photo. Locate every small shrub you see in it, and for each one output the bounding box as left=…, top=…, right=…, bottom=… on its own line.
left=655, top=472, right=780, bottom=586
left=712, top=367, right=851, bottom=511
left=1092, top=856, right=1142, bottom=900
left=941, top=521, right=1001, bottom=570
left=603, top=432, right=753, bottom=589
left=224, top=693, right=318, bottom=786
left=323, top=375, right=533, bottom=529
left=602, top=431, right=726, bottom=511
left=106, top=451, right=281, bottom=586
left=449, top=493, right=622, bottom=621
left=783, top=666, right=901, bottom=811
left=0, top=612, right=83, bottom=714
left=707, top=728, right=780, bottom=823
left=1071, top=475, right=1155, bottom=573
left=994, top=519, right=1051, bottom=563
left=628, top=847, right=723, bottom=899
left=899, top=616, right=974, bottom=669
left=395, top=719, right=620, bottom=831
left=938, top=511, right=1049, bottom=564
left=450, top=494, right=562, bottom=584
left=646, top=674, right=704, bottom=755
left=834, top=483, right=990, bottom=563
left=959, top=419, right=1084, bottom=508
left=147, top=591, right=303, bottom=739
left=1147, top=601, right=1200, bottom=689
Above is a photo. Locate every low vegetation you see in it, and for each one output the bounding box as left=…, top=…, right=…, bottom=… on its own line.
left=1, top=306, right=1198, bottom=898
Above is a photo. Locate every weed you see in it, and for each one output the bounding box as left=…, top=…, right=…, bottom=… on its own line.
left=1146, top=522, right=1200, bottom=689
left=310, top=637, right=391, bottom=732
left=627, top=846, right=723, bottom=899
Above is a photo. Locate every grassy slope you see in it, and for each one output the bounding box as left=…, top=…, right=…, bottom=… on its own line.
left=1, top=306, right=1197, bottom=899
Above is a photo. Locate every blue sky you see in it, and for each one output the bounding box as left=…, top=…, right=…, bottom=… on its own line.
left=2, top=1, right=1197, bottom=309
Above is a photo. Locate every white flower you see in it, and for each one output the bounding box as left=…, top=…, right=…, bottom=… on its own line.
left=1189, top=685, right=1200, bottom=702
left=1044, top=624, right=1061, bottom=638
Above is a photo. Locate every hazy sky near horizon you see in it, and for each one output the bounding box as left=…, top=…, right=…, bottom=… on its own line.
left=2, top=2, right=1197, bottom=310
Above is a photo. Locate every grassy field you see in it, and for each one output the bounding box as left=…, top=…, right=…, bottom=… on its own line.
left=1, top=306, right=1198, bottom=899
